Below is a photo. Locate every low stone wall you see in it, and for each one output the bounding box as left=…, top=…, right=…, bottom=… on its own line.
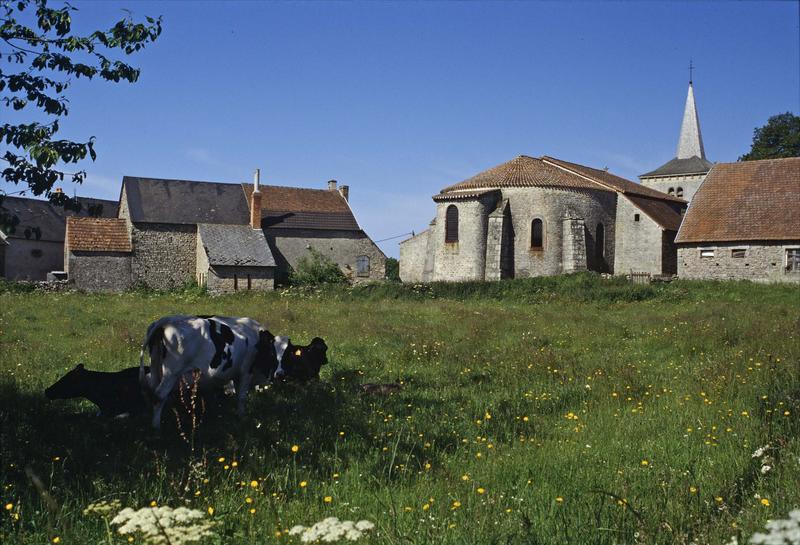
left=399, top=230, right=429, bottom=283
left=678, top=241, right=800, bottom=283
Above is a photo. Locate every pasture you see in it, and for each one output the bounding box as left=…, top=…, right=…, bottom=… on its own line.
left=1, top=275, right=798, bottom=544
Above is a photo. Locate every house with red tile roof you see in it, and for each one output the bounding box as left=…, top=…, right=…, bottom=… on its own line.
left=64, top=172, right=385, bottom=292
left=676, top=157, right=800, bottom=283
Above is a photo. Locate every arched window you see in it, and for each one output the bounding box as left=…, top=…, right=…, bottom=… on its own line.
left=668, top=187, right=675, bottom=195
left=676, top=187, right=684, bottom=198
left=356, top=255, right=370, bottom=277
left=531, top=218, right=543, bottom=249
left=445, top=205, right=459, bottom=243
left=595, top=223, right=605, bottom=259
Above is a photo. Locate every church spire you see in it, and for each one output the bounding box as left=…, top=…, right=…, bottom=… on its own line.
left=676, top=77, right=706, bottom=160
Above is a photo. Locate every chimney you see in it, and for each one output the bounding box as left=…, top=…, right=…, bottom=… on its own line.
left=250, top=169, right=262, bottom=229
left=54, top=187, right=63, bottom=194
left=327, top=179, right=337, bottom=191
left=338, top=185, right=349, bottom=201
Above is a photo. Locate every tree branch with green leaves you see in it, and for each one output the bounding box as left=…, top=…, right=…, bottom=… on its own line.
left=0, top=0, right=161, bottom=233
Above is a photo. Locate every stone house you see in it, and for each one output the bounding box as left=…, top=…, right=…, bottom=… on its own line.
left=676, top=157, right=800, bottom=283
left=639, top=81, right=713, bottom=203
left=0, top=194, right=117, bottom=280
left=65, top=172, right=385, bottom=293
left=400, top=155, right=685, bottom=282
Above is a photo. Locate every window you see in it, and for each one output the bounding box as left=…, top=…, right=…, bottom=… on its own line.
left=234, top=274, right=238, bottom=291
left=595, top=223, right=605, bottom=258
left=700, top=249, right=715, bottom=258
left=30, top=249, right=43, bottom=258
left=356, top=255, right=370, bottom=277
left=247, top=274, right=252, bottom=290
left=445, top=205, right=459, bottom=243
left=787, top=249, right=800, bottom=272
left=731, top=249, right=746, bottom=259
left=531, top=218, right=543, bottom=249
left=676, top=187, right=684, bottom=198
left=668, top=187, right=675, bottom=195
left=634, top=214, right=640, bottom=222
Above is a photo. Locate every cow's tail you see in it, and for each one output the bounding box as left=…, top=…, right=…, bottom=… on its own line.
left=139, top=320, right=168, bottom=396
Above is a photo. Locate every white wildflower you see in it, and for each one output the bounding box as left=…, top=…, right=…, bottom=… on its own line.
left=111, top=505, right=216, bottom=545
left=749, top=509, right=800, bottom=545
left=752, top=445, right=769, bottom=459
left=290, top=517, right=377, bottom=543
left=761, top=465, right=772, bottom=475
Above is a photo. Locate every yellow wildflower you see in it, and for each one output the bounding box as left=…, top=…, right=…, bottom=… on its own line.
left=291, top=445, right=299, bottom=453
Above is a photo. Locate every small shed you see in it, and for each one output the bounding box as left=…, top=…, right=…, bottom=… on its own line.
left=65, top=217, right=133, bottom=292
left=196, top=223, right=276, bottom=294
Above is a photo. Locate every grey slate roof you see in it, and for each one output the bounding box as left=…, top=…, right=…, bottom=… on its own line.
left=198, top=223, right=275, bottom=267
left=0, top=196, right=118, bottom=242
left=640, top=156, right=714, bottom=178
left=123, top=177, right=250, bottom=225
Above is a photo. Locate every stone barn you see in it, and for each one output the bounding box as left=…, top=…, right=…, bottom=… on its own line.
left=65, top=172, right=385, bottom=292
left=400, top=155, right=684, bottom=282
left=676, top=157, right=800, bottom=283
left=0, top=194, right=117, bottom=280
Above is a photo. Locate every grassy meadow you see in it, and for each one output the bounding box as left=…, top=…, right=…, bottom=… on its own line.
left=1, top=275, right=798, bottom=544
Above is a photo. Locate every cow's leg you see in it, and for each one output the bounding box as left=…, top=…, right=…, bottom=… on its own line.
left=235, top=373, right=252, bottom=418
left=151, top=373, right=180, bottom=430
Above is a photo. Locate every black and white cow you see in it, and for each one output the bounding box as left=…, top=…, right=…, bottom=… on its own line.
left=139, top=315, right=327, bottom=429
left=45, top=364, right=150, bottom=417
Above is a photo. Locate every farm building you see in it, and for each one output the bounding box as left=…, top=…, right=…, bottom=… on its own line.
left=65, top=173, right=385, bottom=293
left=676, top=157, right=800, bottom=283
left=639, top=81, right=714, bottom=203
left=0, top=194, right=117, bottom=280
left=399, top=155, right=685, bottom=282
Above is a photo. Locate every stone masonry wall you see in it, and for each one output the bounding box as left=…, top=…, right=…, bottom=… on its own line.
left=500, top=187, right=616, bottom=277
left=265, top=229, right=386, bottom=285
left=399, top=229, right=430, bottom=283
left=678, top=241, right=800, bottom=283
left=130, top=223, right=196, bottom=290
left=68, top=251, right=132, bottom=292
left=431, top=196, right=495, bottom=281
left=614, top=195, right=665, bottom=275
left=207, top=266, right=274, bottom=294
left=640, top=173, right=705, bottom=203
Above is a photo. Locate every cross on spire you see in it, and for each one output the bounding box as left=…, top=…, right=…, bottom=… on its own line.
left=689, top=59, right=694, bottom=85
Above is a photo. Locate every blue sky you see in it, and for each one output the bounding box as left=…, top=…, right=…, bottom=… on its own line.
left=2, top=1, right=798, bottom=257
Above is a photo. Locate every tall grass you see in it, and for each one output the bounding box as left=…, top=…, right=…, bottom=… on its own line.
left=1, top=275, right=798, bottom=544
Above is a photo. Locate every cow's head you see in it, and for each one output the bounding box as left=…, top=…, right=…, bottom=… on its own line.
left=274, top=337, right=328, bottom=382
left=45, top=364, right=88, bottom=400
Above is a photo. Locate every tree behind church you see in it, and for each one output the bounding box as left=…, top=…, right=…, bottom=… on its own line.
left=739, top=112, right=800, bottom=161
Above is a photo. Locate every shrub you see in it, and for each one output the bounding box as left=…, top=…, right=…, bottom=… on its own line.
left=289, top=247, right=348, bottom=286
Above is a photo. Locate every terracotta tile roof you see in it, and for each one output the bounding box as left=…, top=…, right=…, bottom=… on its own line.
left=640, top=156, right=714, bottom=178
left=676, top=158, right=800, bottom=243
left=66, top=217, right=131, bottom=252
left=542, top=156, right=686, bottom=203
left=438, top=155, right=605, bottom=194
left=242, top=184, right=361, bottom=231
left=432, top=189, right=500, bottom=202
left=625, top=195, right=684, bottom=231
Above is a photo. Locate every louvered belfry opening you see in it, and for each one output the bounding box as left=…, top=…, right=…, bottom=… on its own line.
left=445, top=205, right=459, bottom=243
